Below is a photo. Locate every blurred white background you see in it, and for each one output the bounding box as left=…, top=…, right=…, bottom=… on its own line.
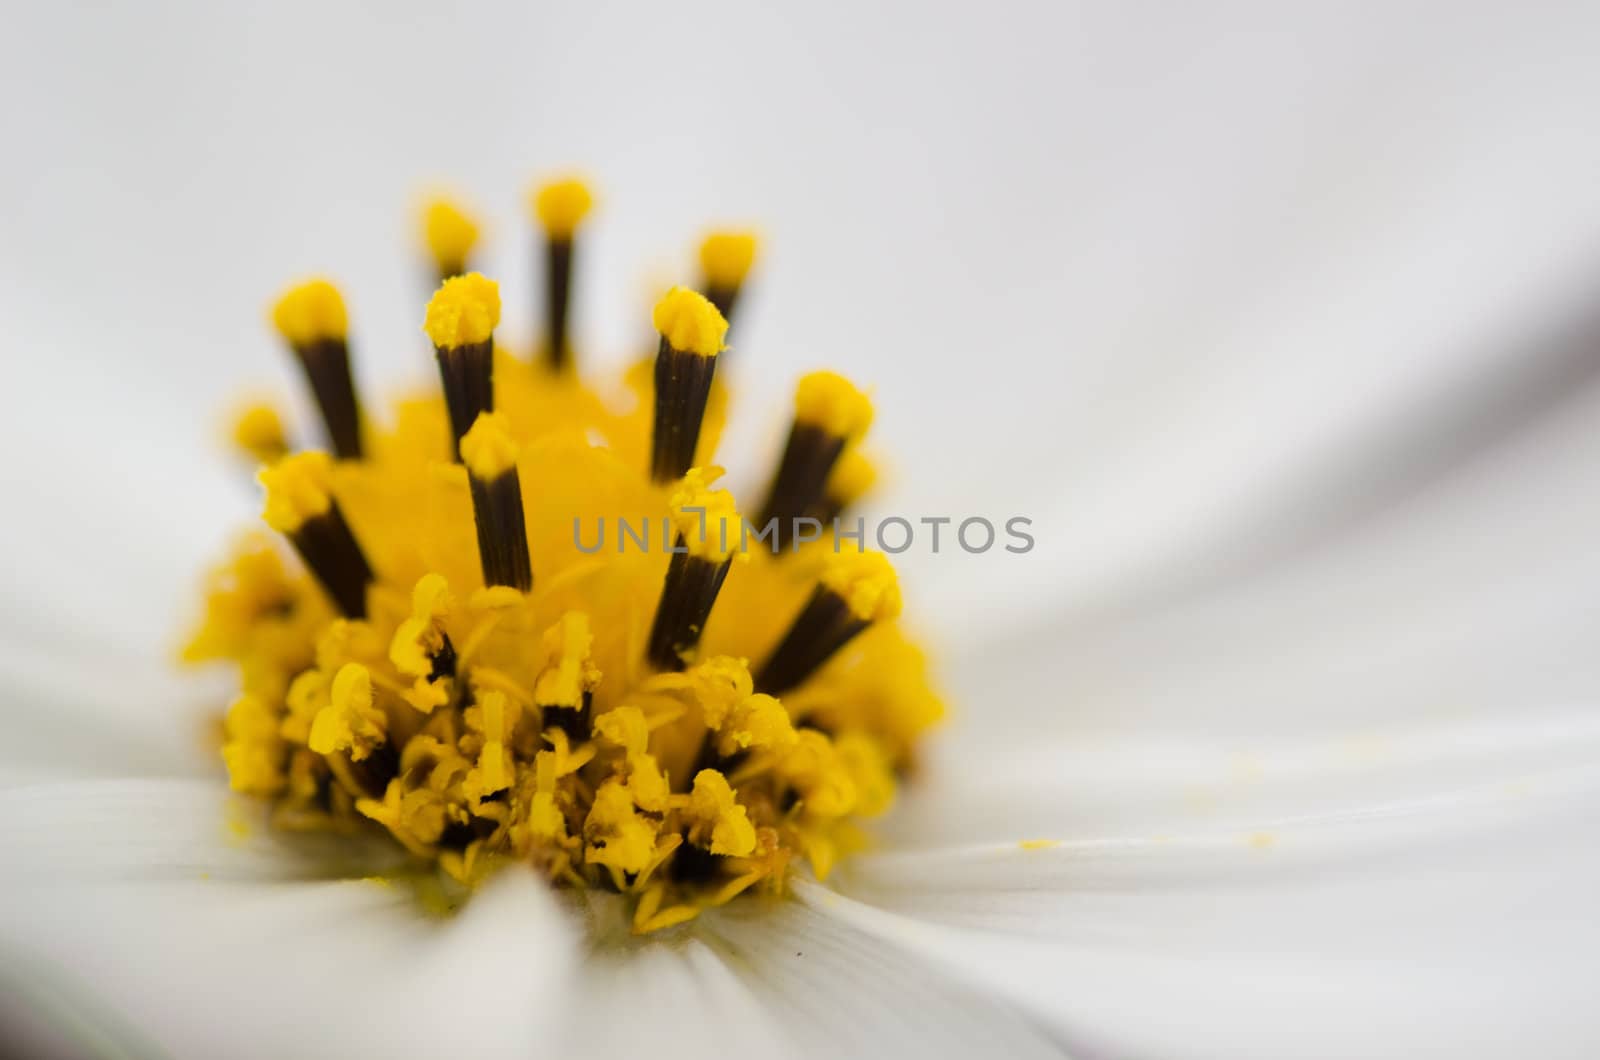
left=6, top=0, right=1600, bottom=747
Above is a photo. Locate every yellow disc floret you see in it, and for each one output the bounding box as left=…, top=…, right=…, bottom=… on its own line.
left=795, top=370, right=875, bottom=440
left=422, top=196, right=480, bottom=268
left=532, top=177, right=595, bottom=238
left=271, top=278, right=348, bottom=347
left=699, top=230, right=759, bottom=288
left=259, top=451, right=333, bottom=533
left=190, top=177, right=944, bottom=935
left=652, top=286, right=727, bottom=357
left=423, top=272, right=501, bottom=349
left=459, top=411, right=519, bottom=480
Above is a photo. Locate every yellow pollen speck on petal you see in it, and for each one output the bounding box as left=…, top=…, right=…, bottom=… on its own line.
left=688, top=770, right=757, bottom=856
left=459, top=411, right=519, bottom=480
left=670, top=467, right=741, bottom=561
left=271, top=278, right=348, bottom=346
left=230, top=401, right=288, bottom=465
left=1019, top=839, right=1059, bottom=851
left=820, top=550, right=902, bottom=623
left=794, top=370, right=874, bottom=440
left=532, top=176, right=595, bottom=239
left=699, top=230, right=759, bottom=288
left=1248, top=832, right=1277, bottom=850
left=421, top=196, right=480, bottom=267
left=652, top=286, right=727, bottom=357
left=258, top=451, right=333, bottom=532
left=423, top=272, right=501, bottom=349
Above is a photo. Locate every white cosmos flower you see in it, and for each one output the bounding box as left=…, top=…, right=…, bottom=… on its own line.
left=5, top=2, right=1600, bottom=1058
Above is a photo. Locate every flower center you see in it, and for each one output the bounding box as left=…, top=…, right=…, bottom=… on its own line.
left=185, top=179, right=943, bottom=933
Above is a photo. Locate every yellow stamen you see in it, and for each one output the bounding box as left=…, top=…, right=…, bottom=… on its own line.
left=230, top=402, right=289, bottom=465
left=669, top=467, right=741, bottom=562
left=652, top=286, right=727, bottom=357
left=532, top=176, right=595, bottom=239
left=421, top=196, right=481, bottom=274
left=271, top=278, right=348, bottom=347
left=794, top=370, right=875, bottom=441
left=459, top=410, right=519, bottom=480
left=699, top=230, right=759, bottom=289
left=308, top=663, right=386, bottom=760
left=821, top=549, right=902, bottom=622
left=259, top=451, right=333, bottom=533
left=687, top=769, right=756, bottom=856
left=423, top=272, right=501, bottom=349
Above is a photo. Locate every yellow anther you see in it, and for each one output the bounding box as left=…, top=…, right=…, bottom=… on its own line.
left=834, top=732, right=895, bottom=818
left=422, top=272, right=501, bottom=349
left=475, top=690, right=513, bottom=794
left=532, top=176, right=595, bottom=239
left=652, top=286, right=727, bottom=357
left=459, top=411, right=519, bottom=480
left=669, top=467, right=741, bottom=561
left=718, top=693, right=797, bottom=755
left=271, top=278, right=348, bottom=347
left=308, top=662, right=386, bottom=759
left=593, top=706, right=649, bottom=755
left=820, top=549, right=902, bottom=623
left=390, top=574, right=452, bottom=674
left=258, top=451, right=333, bottom=533
left=230, top=402, right=288, bottom=465
left=584, top=781, right=657, bottom=874
left=421, top=196, right=480, bottom=269
left=687, top=770, right=756, bottom=856
left=663, top=655, right=753, bottom=729
left=626, top=753, right=672, bottom=814
left=794, top=370, right=875, bottom=440
left=827, top=447, right=878, bottom=505
left=533, top=612, right=600, bottom=710
left=221, top=694, right=286, bottom=796
left=779, top=729, right=857, bottom=818
left=699, top=230, right=759, bottom=288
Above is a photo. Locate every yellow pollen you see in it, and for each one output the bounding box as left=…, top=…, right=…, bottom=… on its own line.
left=652, top=286, right=727, bottom=357
left=459, top=411, right=519, bottom=480
left=699, top=230, right=759, bottom=288
left=271, top=278, right=348, bottom=346
left=423, top=272, right=501, bottom=349
left=532, top=176, right=595, bottom=239
left=258, top=451, right=334, bottom=533
left=421, top=196, right=480, bottom=268
left=820, top=549, right=902, bottom=622
left=794, top=370, right=875, bottom=440
left=188, top=175, right=945, bottom=933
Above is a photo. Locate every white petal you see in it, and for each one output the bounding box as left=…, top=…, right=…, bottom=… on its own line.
left=823, top=717, right=1600, bottom=1058
left=944, top=377, right=1600, bottom=744
left=0, top=777, right=398, bottom=882
left=1, top=872, right=579, bottom=1060
left=550, top=895, right=1064, bottom=1060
